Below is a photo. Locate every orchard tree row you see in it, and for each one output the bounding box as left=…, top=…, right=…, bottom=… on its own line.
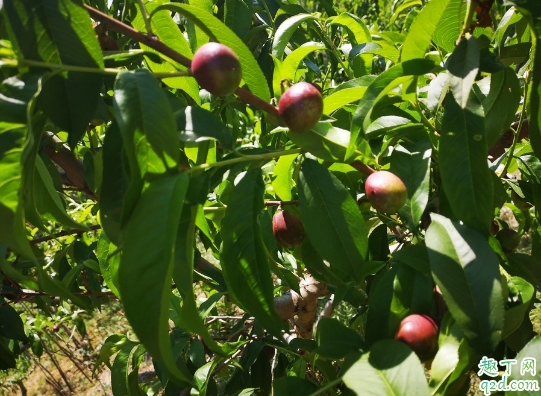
left=0, top=0, right=541, bottom=395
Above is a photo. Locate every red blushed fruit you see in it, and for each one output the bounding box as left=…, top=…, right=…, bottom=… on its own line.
left=52, top=325, right=60, bottom=332
left=365, top=171, right=407, bottom=214
left=395, top=314, right=439, bottom=363
left=496, top=229, right=521, bottom=252
left=191, top=42, right=242, bottom=96
left=278, top=82, right=323, bottom=133
left=272, top=210, right=305, bottom=249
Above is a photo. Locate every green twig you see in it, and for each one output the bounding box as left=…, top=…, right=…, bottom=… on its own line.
left=501, top=74, right=529, bottom=177
left=186, top=149, right=303, bottom=173
left=135, top=0, right=154, bottom=36
left=458, top=0, right=477, bottom=41
left=306, top=377, right=343, bottom=396
left=6, top=58, right=191, bottom=78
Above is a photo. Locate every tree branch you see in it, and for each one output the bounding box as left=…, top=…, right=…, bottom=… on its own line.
left=82, top=4, right=281, bottom=119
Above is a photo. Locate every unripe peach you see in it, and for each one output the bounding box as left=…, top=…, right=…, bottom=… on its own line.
left=395, top=314, right=438, bottom=363
left=511, top=191, right=532, bottom=211
left=496, top=229, right=521, bottom=252
left=191, top=42, right=242, bottom=96
left=365, top=171, right=407, bottom=214
left=278, top=82, right=323, bottom=133
left=272, top=210, right=305, bottom=249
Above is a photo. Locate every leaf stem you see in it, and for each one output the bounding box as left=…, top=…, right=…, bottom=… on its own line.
left=458, top=0, right=477, bottom=41
left=501, top=73, right=529, bottom=177
left=135, top=0, right=154, bottom=36
left=9, top=58, right=191, bottom=78
left=186, top=149, right=303, bottom=173
left=306, top=377, right=343, bottom=396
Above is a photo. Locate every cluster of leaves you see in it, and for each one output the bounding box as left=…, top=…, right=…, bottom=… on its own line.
left=1, top=0, right=541, bottom=395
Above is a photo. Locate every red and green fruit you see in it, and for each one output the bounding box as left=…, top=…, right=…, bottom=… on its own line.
left=278, top=82, right=323, bottom=133
left=365, top=171, right=408, bottom=214
left=272, top=210, right=305, bottom=249
left=395, top=314, right=439, bottom=363
left=496, top=229, right=521, bottom=252
left=191, top=42, right=242, bottom=96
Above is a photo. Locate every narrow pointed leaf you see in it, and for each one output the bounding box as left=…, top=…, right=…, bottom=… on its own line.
left=426, top=214, right=504, bottom=354
left=221, top=169, right=283, bottom=338
left=440, top=93, right=493, bottom=235
left=446, top=36, right=480, bottom=108
left=298, top=159, right=368, bottom=281
left=343, top=340, right=430, bottom=396
left=117, top=173, right=192, bottom=385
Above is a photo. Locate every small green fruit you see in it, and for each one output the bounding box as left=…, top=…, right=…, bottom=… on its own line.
left=395, top=314, right=439, bottom=363
left=365, top=171, right=408, bottom=214
left=272, top=210, right=305, bottom=249
left=496, top=229, right=521, bottom=252
left=278, top=82, right=323, bottom=133
left=191, top=42, right=242, bottom=96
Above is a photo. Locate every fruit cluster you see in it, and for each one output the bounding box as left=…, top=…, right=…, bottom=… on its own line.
left=190, top=43, right=324, bottom=133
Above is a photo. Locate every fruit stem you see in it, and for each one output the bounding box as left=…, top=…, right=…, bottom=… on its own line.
left=350, top=160, right=376, bottom=176
left=186, top=149, right=302, bottom=173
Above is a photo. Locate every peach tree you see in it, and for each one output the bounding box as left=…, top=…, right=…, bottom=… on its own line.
left=0, top=0, right=540, bottom=395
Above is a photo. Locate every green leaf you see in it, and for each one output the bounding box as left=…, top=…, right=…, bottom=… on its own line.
left=113, top=69, right=179, bottom=226
left=314, top=318, right=365, bottom=359
left=483, top=68, right=522, bottom=147
left=175, top=106, right=232, bottom=147
left=504, top=254, right=541, bottom=290
left=117, top=173, right=192, bottom=385
left=274, top=377, right=319, bottom=396
left=426, top=214, right=504, bottom=354
left=440, top=92, right=493, bottom=236
left=298, top=159, right=368, bottom=282
left=0, top=296, right=27, bottom=341
left=446, top=36, right=480, bottom=109
left=429, top=316, right=478, bottom=395
left=0, top=123, right=33, bottom=258
left=343, top=340, right=430, bottom=396
left=33, top=156, right=88, bottom=229
left=390, top=140, right=432, bottom=233
left=224, top=0, right=253, bottom=39
left=151, top=3, right=271, bottom=102
left=527, top=27, right=541, bottom=159
left=323, top=87, right=368, bottom=114
left=401, top=0, right=454, bottom=61
left=330, top=13, right=371, bottom=45
left=96, top=232, right=120, bottom=298
left=347, top=59, right=435, bottom=160
left=0, top=73, right=42, bottom=124
left=221, top=169, right=283, bottom=338
left=272, top=14, right=317, bottom=59
left=506, top=335, right=541, bottom=395
left=132, top=0, right=200, bottom=103
left=289, top=123, right=375, bottom=164
left=111, top=342, right=138, bottom=396
left=173, top=204, right=225, bottom=355
left=272, top=154, right=299, bottom=201
left=0, top=340, right=16, bottom=370
left=392, top=244, right=431, bottom=276
left=502, top=277, right=535, bottom=340
left=273, top=43, right=325, bottom=98
left=365, top=263, right=432, bottom=346
left=432, top=0, right=466, bottom=53
left=2, top=0, right=104, bottom=148
left=99, top=122, right=127, bottom=245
